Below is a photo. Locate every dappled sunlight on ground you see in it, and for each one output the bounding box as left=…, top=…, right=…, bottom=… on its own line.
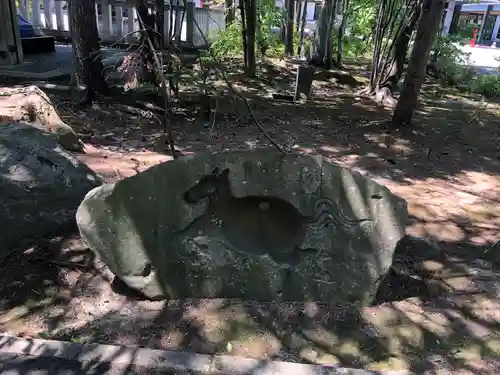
left=76, top=144, right=174, bottom=182
left=1, top=59, right=500, bottom=374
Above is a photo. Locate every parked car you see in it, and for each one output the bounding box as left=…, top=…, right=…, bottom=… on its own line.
left=18, top=14, right=42, bottom=38
left=17, top=14, right=55, bottom=54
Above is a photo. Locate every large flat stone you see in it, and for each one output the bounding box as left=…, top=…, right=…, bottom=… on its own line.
left=76, top=149, right=408, bottom=306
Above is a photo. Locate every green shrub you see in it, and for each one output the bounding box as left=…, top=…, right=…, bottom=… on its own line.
left=209, top=0, right=286, bottom=60
left=341, top=36, right=372, bottom=59
left=429, top=35, right=476, bottom=85
left=210, top=21, right=286, bottom=59
left=210, top=22, right=245, bottom=58
left=426, top=35, right=500, bottom=98
left=471, top=74, right=500, bottom=98
left=455, top=23, right=480, bottom=41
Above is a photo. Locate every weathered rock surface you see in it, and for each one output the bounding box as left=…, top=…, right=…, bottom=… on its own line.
left=76, top=149, right=408, bottom=306
left=0, top=123, right=101, bottom=250
left=0, top=85, right=84, bottom=152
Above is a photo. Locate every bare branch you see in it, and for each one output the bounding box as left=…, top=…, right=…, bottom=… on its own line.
left=191, top=12, right=286, bottom=153
left=135, top=9, right=178, bottom=159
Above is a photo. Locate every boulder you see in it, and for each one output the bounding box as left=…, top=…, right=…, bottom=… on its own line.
left=0, top=122, right=101, bottom=250
left=76, top=149, right=408, bottom=306
left=0, top=85, right=84, bottom=152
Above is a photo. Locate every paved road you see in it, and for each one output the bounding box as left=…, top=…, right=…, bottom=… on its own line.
left=22, top=44, right=127, bottom=75
left=461, top=45, right=500, bottom=76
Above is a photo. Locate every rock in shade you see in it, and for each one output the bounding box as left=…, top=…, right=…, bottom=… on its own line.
left=76, top=149, right=408, bottom=306
left=0, top=122, right=101, bottom=250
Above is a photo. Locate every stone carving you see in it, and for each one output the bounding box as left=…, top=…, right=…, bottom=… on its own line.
left=181, top=167, right=372, bottom=271
left=76, top=149, right=408, bottom=306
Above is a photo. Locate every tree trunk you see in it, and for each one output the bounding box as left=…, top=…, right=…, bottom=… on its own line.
left=297, top=0, right=309, bottom=56
left=155, top=0, right=165, bottom=49
left=137, top=3, right=156, bottom=47
left=285, top=0, right=295, bottom=56
left=368, top=0, right=384, bottom=92
left=308, top=0, right=337, bottom=68
left=136, top=2, right=157, bottom=84
left=256, top=5, right=267, bottom=56
left=375, top=3, right=421, bottom=106
left=225, top=0, right=235, bottom=26
left=243, top=0, right=256, bottom=76
left=362, top=0, right=421, bottom=107
left=295, top=0, right=302, bottom=32
left=240, top=0, right=248, bottom=68
left=68, top=0, right=107, bottom=104
left=336, top=0, right=349, bottom=67
left=392, top=0, right=445, bottom=127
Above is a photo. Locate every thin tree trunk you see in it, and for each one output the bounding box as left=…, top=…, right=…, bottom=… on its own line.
left=392, top=0, right=445, bottom=127
left=240, top=0, right=248, bottom=71
left=336, top=0, right=349, bottom=67
left=225, top=0, right=235, bottom=26
left=169, top=0, right=175, bottom=41
left=361, top=0, right=421, bottom=107
left=295, top=0, right=302, bottom=32
left=375, top=3, right=421, bottom=105
left=136, top=2, right=157, bottom=84
left=137, top=2, right=156, bottom=47
left=256, top=5, right=267, bottom=56
left=285, top=0, right=295, bottom=56
left=297, top=0, right=309, bottom=56
left=68, top=0, right=107, bottom=104
left=155, top=0, right=165, bottom=49
left=174, top=0, right=184, bottom=47
left=368, top=0, right=385, bottom=91
left=323, top=0, right=338, bottom=68
left=244, top=0, right=257, bottom=76
left=309, top=0, right=337, bottom=68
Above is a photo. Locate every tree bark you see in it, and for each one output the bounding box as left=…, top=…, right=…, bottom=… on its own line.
left=285, top=0, right=295, bottom=56
left=362, top=0, right=420, bottom=107
left=240, top=0, right=248, bottom=68
left=392, top=0, right=445, bottom=127
left=308, top=0, right=337, bottom=68
left=336, top=0, right=349, bottom=67
left=295, top=0, right=302, bottom=32
left=375, top=3, right=421, bottom=106
left=68, top=0, right=107, bottom=104
left=225, top=0, right=235, bottom=26
left=297, top=0, right=309, bottom=56
left=244, top=0, right=257, bottom=76
left=136, top=1, right=157, bottom=84
left=155, top=0, right=165, bottom=49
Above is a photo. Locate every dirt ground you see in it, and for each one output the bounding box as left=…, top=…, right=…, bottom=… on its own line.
left=0, top=59, right=499, bottom=374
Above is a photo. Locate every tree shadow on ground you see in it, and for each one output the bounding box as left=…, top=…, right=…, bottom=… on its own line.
left=0, top=227, right=106, bottom=336
left=0, top=58, right=499, bottom=373
left=41, top=75, right=500, bottom=372
left=49, top=74, right=499, bottom=192
left=0, top=334, right=154, bottom=375
left=38, top=230, right=500, bottom=374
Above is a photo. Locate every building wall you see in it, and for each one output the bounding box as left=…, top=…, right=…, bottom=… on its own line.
left=443, top=0, right=500, bottom=43
left=442, top=0, right=456, bottom=35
